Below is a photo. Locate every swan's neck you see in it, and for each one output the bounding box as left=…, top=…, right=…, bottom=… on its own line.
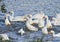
left=5, top=15, right=10, bottom=23
left=52, top=32, right=55, bottom=36
left=46, top=16, right=49, bottom=22
left=6, top=14, right=9, bottom=20
left=9, top=12, right=14, bottom=21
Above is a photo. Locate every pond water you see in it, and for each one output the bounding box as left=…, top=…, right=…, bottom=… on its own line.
left=0, top=0, right=60, bottom=42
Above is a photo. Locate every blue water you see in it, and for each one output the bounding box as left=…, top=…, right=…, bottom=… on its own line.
left=0, top=0, right=60, bottom=42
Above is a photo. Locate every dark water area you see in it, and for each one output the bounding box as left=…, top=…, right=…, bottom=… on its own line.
left=0, top=0, right=60, bottom=42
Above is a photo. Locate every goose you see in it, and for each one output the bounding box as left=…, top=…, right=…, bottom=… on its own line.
left=50, top=30, right=60, bottom=37
left=5, top=14, right=11, bottom=26
left=0, top=33, right=9, bottom=40
left=18, top=28, right=25, bottom=35
left=8, top=11, right=28, bottom=22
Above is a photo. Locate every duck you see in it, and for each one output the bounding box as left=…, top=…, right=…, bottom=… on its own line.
left=26, top=21, right=38, bottom=31
left=50, top=30, right=60, bottom=37
left=18, top=28, right=25, bottom=35
left=5, top=13, right=11, bottom=26
left=0, top=33, right=9, bottom=40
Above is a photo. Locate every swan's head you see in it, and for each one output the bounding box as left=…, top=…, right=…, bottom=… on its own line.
left=11, top=10, right=14, bottom=14
left=24, top=14, right=32, bottom=21
left=42, top=15, right=48, bottom=19
left=40, top=11, right=45, bottom=18
left=9, top=10, right=14, bottom=15
left=26, top=14, right=32, bottom=18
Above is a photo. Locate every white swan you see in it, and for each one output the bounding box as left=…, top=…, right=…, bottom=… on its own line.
left=45, top=15, right=52, bottom=28
left=26, top=17, right=38, bottom=31
left=8, top=11, right=28, bottom=22
left=18, top=28, right=25, bottom=35
left=5, top=14, right=11, bottom=26
left=38, top=15, right=52, bottom=29
left=0, top=33, right=9, bottom=40
left=50, top=30, right=60, bottom=37
left=30, top=11, right=45, bottom=25
left=41, top=26, right=48, bottom=35
left=26, top=20, right=38, bottom=31
left=51, top=17, right=60, bottom=26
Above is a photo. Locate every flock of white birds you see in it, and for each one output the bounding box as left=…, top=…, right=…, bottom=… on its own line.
left=0, top=11, right=60, bottom=41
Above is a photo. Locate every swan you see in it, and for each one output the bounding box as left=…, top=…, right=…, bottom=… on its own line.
left=5, top=14, right=11, bottom=26
left=26, top=16, right=38, bottom=31
left=8, top=11, right=28, bottom=22
left=18, top=28, right=25, bottom=35
left=38, top=15, right=52, bottom=29
left=51, top=17, right=60, bottom=26
left=45, top=15, right=52, bottom=28
left=50, top=30, right=60, bottom=37
left=41, top=26, right=48, bottom=35
left=30, top=11, right=45, bottom=25
left=0, top=33, right=9, bottom=40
